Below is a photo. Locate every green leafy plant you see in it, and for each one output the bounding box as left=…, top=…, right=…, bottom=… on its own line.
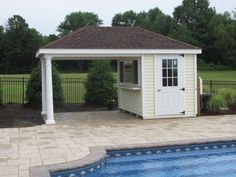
left=206, top=92, right=227, bottom=113
left=26, top=62, right=64, bottom=107
left=217, top=88, right=236, bottom=107
left=206, top=88, right=236, bottom=113
left=84, top=61, right=117, bottom=107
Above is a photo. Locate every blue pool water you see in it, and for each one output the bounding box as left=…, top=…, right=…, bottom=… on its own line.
left=52, top=141, right=236, bottom=177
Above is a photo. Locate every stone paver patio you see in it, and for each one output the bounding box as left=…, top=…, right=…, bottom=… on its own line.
left=0, top=111, right=236, bottom=177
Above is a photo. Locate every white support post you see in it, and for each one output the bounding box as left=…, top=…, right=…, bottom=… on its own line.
left=194, top=54, right=198, bottom=116
left=45, top=56, right=55, bottom=124
left=199, top=77, right=203, bottom=95
left=41, top=58, right=47, bottom=118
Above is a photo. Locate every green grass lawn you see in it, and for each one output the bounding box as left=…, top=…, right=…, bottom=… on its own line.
left=198, top=71, right=236, bottom=81
left=1, top=71, right=235, bottom=104
left=1, top=71, right=236, bottom=80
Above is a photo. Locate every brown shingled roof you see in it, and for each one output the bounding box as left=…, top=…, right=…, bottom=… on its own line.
left=42, top=26, right=199, bottom=50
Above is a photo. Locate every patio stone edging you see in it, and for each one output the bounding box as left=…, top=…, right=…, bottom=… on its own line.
left=29, top=136, right=236, bottom=177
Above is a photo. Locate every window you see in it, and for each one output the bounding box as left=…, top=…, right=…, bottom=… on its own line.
left=119, top=60, right=138, bottom=84
left=162, top=59, right=178, bottom=87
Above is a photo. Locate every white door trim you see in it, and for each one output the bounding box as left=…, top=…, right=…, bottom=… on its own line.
left=155, top=54, right=186, bottom=118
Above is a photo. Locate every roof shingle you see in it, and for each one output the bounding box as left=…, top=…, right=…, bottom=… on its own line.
left=42, top=26, right=199, bottom=50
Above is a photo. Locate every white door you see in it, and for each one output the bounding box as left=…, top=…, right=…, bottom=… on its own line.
left=156, top=55, right=185, bottom=117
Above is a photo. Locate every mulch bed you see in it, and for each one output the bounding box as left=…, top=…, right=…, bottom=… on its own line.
left=201, top=108, right=236, bottom=116
left=0, top=104, right=44, bottom=128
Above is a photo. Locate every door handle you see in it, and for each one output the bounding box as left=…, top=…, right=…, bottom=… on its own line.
left=157, top=89, right=162, bottom=91
left=180, top=88, right=185, bottom=91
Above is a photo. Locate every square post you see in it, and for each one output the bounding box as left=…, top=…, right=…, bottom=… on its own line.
left=45, top=56, right=55, bottom=124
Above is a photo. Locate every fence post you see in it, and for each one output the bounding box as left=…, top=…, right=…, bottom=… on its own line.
left=197, top=78, right=201, bottom=116
left=199, top=77, right=203, bottom=95
left=22, top=77, right=25, bottom=104
left=210, top=80, right=213, bottom=93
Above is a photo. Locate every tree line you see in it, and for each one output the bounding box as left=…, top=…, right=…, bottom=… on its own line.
left=0, top=0, right=235, bottom=74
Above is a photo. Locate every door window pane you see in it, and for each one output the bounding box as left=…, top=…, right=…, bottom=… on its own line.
left=168, top=78, right=173, bottom=86
left=163, top=78, right=167, bottom=87
left=173, top=78, right=178, bottom=86
left=173, top=59, right=178, bottom=67
left=173, top=69, right=177, bottom=77
left=162, top=59, right=167, bottom=68
left=168, top=69, right=172, bottom=77
left=168, top=59, right=172, bottom=68
left=162, top=69, right=167, bottom=77
left=162, top=59, right=178, bottom=87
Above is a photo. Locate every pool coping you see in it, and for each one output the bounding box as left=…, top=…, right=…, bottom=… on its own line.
left=29, top=136, right=236, bottom=177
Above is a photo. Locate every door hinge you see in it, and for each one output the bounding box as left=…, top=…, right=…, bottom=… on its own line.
left=180, top=111, right=185, bottom=114
left=180, top=87, right=185, bottom=91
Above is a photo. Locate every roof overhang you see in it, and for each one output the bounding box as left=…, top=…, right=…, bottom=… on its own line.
left=36, top=49, right=202, bottom=59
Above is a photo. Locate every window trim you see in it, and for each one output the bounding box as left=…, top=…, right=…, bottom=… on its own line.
left=118, top=59, right=141, bottom=86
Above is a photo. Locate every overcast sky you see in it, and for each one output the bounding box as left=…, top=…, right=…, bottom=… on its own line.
left=0, top=0, right=235, bottom=35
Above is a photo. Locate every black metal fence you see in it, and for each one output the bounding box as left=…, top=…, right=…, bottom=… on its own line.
left=203, top=80, right=236, bottom=93
left=0, top=77, right=29, bottom=104
left=0, top=77, right=86, bottom=104
left=1, top=77, right=236, bottom=104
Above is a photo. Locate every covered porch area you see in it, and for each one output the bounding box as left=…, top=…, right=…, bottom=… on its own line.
left=38, top=52, right=141, bottom=124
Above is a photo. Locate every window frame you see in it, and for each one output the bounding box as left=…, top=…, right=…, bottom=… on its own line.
left=118, top=59, right=140, bottom=86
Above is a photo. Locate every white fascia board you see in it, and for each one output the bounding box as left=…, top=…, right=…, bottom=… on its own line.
left=36, top=49, right=202, bottom=58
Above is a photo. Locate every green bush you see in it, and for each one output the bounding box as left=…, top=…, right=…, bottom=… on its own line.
left=217, top=88, right=236, bottom=107
left=206, top=92, right=227, bottom=113
left=206, top=88, right=236, bottom=113
left=84, top=61, right=117, bottom=107
left=26, top=62, right=64, bottom=107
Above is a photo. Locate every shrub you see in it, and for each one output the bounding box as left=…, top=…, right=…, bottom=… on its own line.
left=206, top=88, right=236, bottom=113
left=206, top=92, right=227, bottom=113
left=217, top=88, right=236, bottom=107
left=84, top=61, right=117, bottom=107
left=26, top=62, right=64, bottom=107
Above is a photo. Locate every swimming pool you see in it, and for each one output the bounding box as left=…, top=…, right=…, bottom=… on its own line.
left=51, top=141, right=236, bottom=177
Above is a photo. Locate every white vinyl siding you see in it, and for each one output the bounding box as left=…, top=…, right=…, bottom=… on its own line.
left=184, top=54, right=196, bottom=116
left=118, top=89, right=142, bottom=116
left=118, top=59, right=142, bottom=116
left=117, top=53, right=196, bottom=119
left=142, top=54, right=155, bottom=118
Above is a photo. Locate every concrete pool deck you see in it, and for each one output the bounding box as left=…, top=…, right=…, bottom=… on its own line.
left=0, top=111, right=236, bottom=177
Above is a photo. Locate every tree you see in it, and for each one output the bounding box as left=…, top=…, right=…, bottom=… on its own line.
left=3, top=15, right=43, bottom=73
left=206, top=13, right=236, bottom=66
left=42, top=34, right=59, bottom=45
left=0, top=26, right=5, bottom=74
left=173, top=0, right=215, bottom=46
left=112, top=8, right=179, bottom=36
left=26, top=62, right=64, bottom=107
left=56, top=12, right=102, bottom=72
left=112, top=10, right=137, bottom=26
left=142, top=8, right=178, bottom=36
left=84, top=61, right=117, bottom=107
left=57, top=12, right=102, bottom=36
